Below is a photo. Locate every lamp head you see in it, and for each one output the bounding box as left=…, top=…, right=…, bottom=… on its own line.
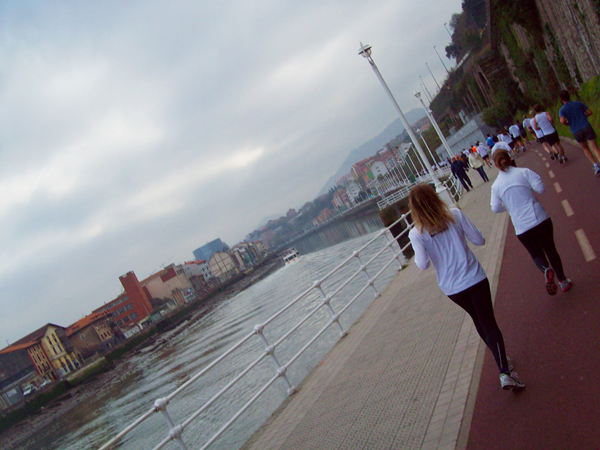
left=358, top=42, right=372, bottom=59
left=414, top=91, right=421, bottom=99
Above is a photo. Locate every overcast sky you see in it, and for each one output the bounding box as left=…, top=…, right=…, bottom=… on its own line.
left=0, top=0, right=461, bottom=345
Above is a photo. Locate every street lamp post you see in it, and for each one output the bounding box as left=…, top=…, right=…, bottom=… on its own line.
left=418, top=129, right=440, bottom=168
left=426, top=62, right=441, bottom=90
left=415, top=91, right=455, bottom=158
left=419, top=75, right=433, bottom=101
left=434, top=45, right=450, bottom=74
left=444, top=22, right=453, bottom=39
left=358, top=42, right=453, bottom=205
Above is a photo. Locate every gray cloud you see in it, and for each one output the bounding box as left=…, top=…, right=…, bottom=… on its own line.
left=0, top=0, right=461, bottom=343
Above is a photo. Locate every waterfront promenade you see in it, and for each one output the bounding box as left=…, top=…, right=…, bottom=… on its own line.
left=243, top=140, right=600, bottom=450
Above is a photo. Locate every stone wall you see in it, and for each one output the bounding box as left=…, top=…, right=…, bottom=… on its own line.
left=536, top=0, right=600, bottom=86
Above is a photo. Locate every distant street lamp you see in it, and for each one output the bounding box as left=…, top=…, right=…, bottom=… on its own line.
left=425, top=62, right=441, bottom=90
left=417, top=129, right=440, bottom=168
left=419, top=75, right=434, bottom=102
left=358, top=43, right=453, bottom=205
left=414, top=91, right=455, bottom=157
left=444, top=22, right=453, bottom=39
left=434, top=45, right=450, bottom=74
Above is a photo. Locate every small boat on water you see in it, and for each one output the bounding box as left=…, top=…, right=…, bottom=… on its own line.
left=282, top=248, right=300, bottom=265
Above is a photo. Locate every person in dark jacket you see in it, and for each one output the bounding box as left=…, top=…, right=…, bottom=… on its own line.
left=451, top=156, right=473, bottom=192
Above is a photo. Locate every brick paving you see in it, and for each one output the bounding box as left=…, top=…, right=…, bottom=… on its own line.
left=243, top=165, right=507, bottom=450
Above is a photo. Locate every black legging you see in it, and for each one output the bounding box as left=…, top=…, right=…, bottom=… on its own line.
left=457, top=173, right=473, bottom=190
left=516, top=218, right=566, bottom=281
left=448, top=278, right=510, bottom=374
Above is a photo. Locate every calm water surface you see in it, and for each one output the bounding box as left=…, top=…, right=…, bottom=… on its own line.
left=20, top=215, right=405, bottom=450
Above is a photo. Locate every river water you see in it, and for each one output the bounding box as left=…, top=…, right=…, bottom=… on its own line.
left=19, top=213, right=405, bottom=450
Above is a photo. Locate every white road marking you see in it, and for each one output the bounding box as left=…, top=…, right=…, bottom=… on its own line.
left=549, top=170, right=555, bottom=178
left=545, top=162, right=550, bottom=168
left=554, top=182, right=562, bottom=193
left=562, top=199, right=574, bottom=216
left=575, top=229, right=596, bottom=262
left=542, top=157, right=547, bottom=161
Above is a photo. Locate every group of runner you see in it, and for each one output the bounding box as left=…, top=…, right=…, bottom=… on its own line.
left=408, top=89, right=600, bottom=393
left=520, top=91, right=600, bottom=176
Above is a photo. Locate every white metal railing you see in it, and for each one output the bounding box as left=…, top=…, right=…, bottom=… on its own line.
left=377, top=166, right=455, bottom=210
left=99, top=180, right=463, bottom=450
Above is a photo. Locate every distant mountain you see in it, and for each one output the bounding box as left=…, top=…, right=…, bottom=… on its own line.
left=318, top=109, right=426, bottom=195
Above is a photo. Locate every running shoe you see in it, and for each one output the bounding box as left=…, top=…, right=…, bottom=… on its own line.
left=500, top=371, right=526, bottom=391
left=550, top=153, right=555, bottom=160
left=545, top=267, right=557, bottom=295
left=595, top=164, right=600, bottom=176
left=559, top=156, right=564, bottom=164
left=563, top=156, right=568, bottom=162
left=559, top=279, right=573, bottom=292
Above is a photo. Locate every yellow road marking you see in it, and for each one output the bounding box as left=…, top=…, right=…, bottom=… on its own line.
left=549, top=170, right=555, bottom=178
left=561, top=199, right=573, bottom=216
left=575, top=229, right=596, bottom=262
left=554, top=182, right=562, bottom=193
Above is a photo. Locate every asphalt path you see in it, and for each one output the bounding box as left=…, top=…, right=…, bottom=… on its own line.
left=465, top=140, right=600, bottom=449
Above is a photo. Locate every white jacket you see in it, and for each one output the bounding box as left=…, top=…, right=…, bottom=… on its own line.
left=409, top=209, right=487, bottom=295
left=490, top=166, right=550, bottom=235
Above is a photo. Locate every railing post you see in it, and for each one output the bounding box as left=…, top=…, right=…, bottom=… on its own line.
left=313, top=280, right=347, bottom=338
left=352, top=250, right=379, bottom=299
left=154, top=398, right=189, bottom=450
left=382, top=230, right=404, bottom=270
left=253, top=324, right=296, bottom=396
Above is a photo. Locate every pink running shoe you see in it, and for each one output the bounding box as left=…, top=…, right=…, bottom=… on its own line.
left=545, top=268, right=557, bottom=295
left=559, top=279, right=573, bottom=292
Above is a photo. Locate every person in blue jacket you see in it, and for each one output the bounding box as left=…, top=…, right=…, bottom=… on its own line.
left=558, top=90, right=600, bottom=176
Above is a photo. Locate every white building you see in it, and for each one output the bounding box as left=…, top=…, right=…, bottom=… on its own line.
left=370, top=161, right=389, bottom=177
left=345, top=181, right=362, bottom=201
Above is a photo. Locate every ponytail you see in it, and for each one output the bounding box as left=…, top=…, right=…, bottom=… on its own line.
left=494, top=150, right=512, bottom=172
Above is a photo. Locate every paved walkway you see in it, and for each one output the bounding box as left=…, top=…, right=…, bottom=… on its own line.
left=243, top=141, right=599, bottom=450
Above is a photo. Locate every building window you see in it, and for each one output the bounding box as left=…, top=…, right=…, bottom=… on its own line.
left=129, top=312, right=139, bottom=320
left=53, top=347, right=57, bottom=355
left=80, top=334, right=85, bottom=340
left=122, top=316, right=131, bottom=324
left=53, top=334, right=58, bottom=344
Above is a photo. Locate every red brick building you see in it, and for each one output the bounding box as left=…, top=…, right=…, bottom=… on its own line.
left=93, top=271, right=153, bottom=329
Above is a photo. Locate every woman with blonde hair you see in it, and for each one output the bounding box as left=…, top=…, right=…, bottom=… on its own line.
left=408, top=184, right=525, bottom=391
left=491, top=150, right=572, bottom=294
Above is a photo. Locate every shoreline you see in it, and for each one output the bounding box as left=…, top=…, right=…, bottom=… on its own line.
left=1, top=258, right=283, bottom=449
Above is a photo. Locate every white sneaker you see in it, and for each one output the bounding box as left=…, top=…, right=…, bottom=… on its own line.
left=500, top=371, right=526, bottom=391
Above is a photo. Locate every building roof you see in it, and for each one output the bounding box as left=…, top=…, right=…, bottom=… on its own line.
left=0, top=323, right=65, bottom=354
left=0, top=341, right=35, bottom=354
left=140, top=269, right=167, bottom=284
left=66, top=312, right=108, bottom=337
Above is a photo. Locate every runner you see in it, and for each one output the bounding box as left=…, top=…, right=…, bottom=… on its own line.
left=522, top=114, right=535, bottom=144
left=558, top=90, right=600, bottom=176
left=486, top=134, right=495, bottom=149
left=490, top=149, right=572, bottom=295
left=532, top=104, right=566, bottom=163
left=408, top=183, right=525, bottom=391
left=477, top=141, right=492, bottom=167
left=509, top=122, right=526, bottom=153
left=529, top=109, right=555, bottom=156
left=498, top=128, right=518, bottom=157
